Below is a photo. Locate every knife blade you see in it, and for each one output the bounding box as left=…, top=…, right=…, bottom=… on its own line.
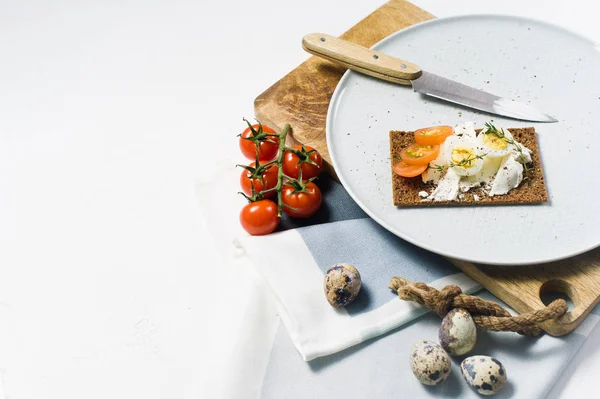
left=302, top=33, right=557, bottom=123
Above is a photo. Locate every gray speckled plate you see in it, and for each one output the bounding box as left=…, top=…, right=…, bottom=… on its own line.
left=326, top=15, right=600, bottom=265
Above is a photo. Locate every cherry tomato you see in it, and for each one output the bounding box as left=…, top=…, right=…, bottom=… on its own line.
left=282, top=182, right=322, bottom=218
left=239, top=200, right=280, bottom=236
left=282, top=145, right=323, bottom=180
left=239, top=123, right=280, bottom=161
left=399, top=143, right=440, bottom=166
left=414, top=125, right=454, bottom=146
left=239, top=162, right=279, bottom=198
left=392, top=161, right=428, bottom=178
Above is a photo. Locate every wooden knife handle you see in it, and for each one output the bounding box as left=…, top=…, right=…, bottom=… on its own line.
left=302, top=33, right=421, bottom=85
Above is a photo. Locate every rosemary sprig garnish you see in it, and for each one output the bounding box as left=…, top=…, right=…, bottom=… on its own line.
left=429, top=153, right=486, bottom=173
left=483, top=122, right=530, bottom=179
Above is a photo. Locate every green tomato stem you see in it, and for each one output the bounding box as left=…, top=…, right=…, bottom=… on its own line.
left=275, top=124, right=291, bottom=217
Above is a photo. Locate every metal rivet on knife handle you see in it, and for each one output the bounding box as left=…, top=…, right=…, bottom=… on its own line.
left=301, top=33, right=421, bottom=85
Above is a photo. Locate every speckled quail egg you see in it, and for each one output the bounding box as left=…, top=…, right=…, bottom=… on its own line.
left=461, top=356, right=507, bottom=395
left=410, top=340, right=451, bottom=386
left=323, top=263, right=361, bottom=308
left=439, top=308, right=477, bottom=356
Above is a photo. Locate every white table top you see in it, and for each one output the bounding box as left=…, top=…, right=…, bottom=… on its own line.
left=0, top=1, right=598, bottom=397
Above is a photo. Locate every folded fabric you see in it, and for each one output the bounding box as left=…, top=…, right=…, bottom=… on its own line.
left=198, top=167, right=599, bottom=398
left=238, top=218, right=480, bottom=360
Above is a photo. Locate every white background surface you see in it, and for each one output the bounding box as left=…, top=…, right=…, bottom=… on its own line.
left=0, top=0, right=599, bottom=398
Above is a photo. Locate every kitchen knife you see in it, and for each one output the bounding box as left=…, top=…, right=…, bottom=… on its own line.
left=302, top=33, right=557, bottom=123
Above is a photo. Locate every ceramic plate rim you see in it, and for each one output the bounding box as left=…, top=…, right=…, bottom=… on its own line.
left=326, top=14, right=600, bottom=266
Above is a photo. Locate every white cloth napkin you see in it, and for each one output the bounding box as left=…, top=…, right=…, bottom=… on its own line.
left=238, top=219, right=481, bottom=361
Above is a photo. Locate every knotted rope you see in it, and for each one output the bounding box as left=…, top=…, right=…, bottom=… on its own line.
left=389, top=277, right=568, bottom=336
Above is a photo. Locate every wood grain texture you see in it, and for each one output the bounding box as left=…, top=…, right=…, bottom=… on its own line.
left=253, top=0, right=600, bottom=336
left=451, top=250, right=600, bottom=336
left=302, top=33, right=421, bottom=84
left=254, top=0, right=435, bottom=177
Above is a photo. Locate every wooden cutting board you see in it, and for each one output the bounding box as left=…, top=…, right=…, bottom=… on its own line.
left=254, top=0, right=435, bottom=177
left=253, top=0, right=600, bottom=336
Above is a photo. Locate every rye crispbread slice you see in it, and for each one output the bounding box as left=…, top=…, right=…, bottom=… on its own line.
left=390, top=127, right=548, bottom=207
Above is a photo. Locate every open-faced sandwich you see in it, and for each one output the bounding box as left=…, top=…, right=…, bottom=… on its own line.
left=389, top=122, right=548, bottom=206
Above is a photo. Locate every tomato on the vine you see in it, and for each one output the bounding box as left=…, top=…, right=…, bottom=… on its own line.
left=239, top=199, right=280, bottom=236
left=239, top=162, right=279, bottom=198
left=282, top=145, right=323, bottom=180
left=239, top=121, right=280, bottom=161
left=282, top=181, right=322, bottom=218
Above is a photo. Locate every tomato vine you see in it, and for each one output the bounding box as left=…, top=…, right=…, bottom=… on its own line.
left=237, top=121, right=323, bottom=234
